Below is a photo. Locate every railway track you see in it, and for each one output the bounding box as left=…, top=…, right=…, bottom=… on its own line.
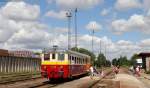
left=0, top=68, right=113, bottom=88
left=28, top=81, right=58, bottom=88
left=88, top=69, right=113, bottom=88
left=0, top=74, right=41, bottom=84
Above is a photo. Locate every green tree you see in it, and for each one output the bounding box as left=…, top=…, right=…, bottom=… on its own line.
left=96, top=53, right=106, bottom=67
left=106, top=60, right=111, bottom=67
left=71, top=47, right=96, bottom=65
left=78, top=48, right=95, bottom=65
left=112, top=58, right=118, bottom=66
left=117, top=56, right=130, bottom=66
left=71, top=47, right=79, bottom=52
left=130, top=53, right=139, bottom=66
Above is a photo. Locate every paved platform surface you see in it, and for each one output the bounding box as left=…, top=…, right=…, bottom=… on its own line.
left=114, top=74, right=147, bottom=88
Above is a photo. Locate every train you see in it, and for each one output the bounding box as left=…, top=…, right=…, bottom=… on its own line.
left=41, top=48, right=91, bottom=80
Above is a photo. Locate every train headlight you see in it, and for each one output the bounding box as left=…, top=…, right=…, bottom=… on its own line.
left=60, top=66, right=63, bottom=68
left=43, top=66, right=47, bottom=70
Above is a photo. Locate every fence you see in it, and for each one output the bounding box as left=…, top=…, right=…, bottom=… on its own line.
left=0, top=56, right=41, bottom=74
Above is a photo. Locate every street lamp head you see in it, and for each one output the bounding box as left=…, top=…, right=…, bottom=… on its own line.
left=66, top=11, right=72, bottom=17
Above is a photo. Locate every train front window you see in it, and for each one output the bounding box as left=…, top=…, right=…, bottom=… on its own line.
left=52, top=53, right=55, bottom=59
left=44, top=54, right=50, bottom=60
left=58, top=53, right=64, bottom=61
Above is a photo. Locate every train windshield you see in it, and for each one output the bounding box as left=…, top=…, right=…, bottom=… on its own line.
left=44, top=53, right=50, bottom=60
left=58, top=53, right=64, bottom=61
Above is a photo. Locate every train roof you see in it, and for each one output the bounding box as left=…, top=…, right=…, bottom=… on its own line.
left=43, top=49, right=90, bottom=58
left=67, top=50, right=90, bottom=58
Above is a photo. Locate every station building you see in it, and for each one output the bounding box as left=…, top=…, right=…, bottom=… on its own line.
left=138, top=53, right=150, bottom=71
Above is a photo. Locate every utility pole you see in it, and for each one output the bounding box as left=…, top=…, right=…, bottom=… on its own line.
left=66, top=11, right=72, bottom=50
left=74, top=8, right=78, bottom=49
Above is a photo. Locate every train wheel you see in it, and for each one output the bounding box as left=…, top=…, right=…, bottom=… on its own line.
left=69, top=75, right=73, bottom=80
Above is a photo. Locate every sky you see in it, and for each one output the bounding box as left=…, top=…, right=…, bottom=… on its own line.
left=0, top=0, right=150, bottom=60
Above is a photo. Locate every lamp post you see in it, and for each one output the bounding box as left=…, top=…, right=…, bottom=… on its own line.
left=66, top=11, right=72, bottom=50
left=92, top=29, right=95, bottom=53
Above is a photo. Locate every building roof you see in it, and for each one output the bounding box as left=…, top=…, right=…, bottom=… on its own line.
left=138, top=52, right=150, bottom=57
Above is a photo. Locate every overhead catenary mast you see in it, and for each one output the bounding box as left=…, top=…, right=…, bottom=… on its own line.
left=66, top=11, right=72, bottom=50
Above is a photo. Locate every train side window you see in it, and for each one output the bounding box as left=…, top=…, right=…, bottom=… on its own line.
left=85, top=58, right=87, bottom=64
left=68, top=55, right=71, bottom=63
left=72, top=56, right=74, bottom=61
left=79, top=58, right=81, bottom=64
left=83, top=58, right=85, bottom=64
left=72, top=56, right=75, bottom=64
left=58, top=53, right=64, bottom=61
left=44, top=54, right=50, bottom=60
left=52, top=53, right=55, bottom=59
left=79, top=58, right=80, bottom=64
left=75, top=57, right=76, bottom=64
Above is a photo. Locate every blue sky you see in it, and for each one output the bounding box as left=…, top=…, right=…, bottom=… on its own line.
left=0, top=0, right=150, bottom=59
left=30, top=0, right=149, bottom=42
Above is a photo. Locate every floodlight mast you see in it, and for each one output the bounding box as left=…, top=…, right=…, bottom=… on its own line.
left=74, top=8, right=78, bottom=49
left=66, top=11, right=72, bottom=50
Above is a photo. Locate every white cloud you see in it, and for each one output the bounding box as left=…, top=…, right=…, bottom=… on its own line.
left=139, top=39, right=150, bottom=47
left=5, top=23, right=51, bottom=49
left=55, top=0, right=103, bottom=9
left=77, top=35, right=147, bottom=60
left=46, top=0, right=54, bottom=4
left=0, top=1, right=150, bottom=60
left=1, top=1, right=40, bottom=21
left=143, top=0, right=150, bottom=11
left=45, top=10, right=67, bottom=20
left=117, top=40, right=133, bottom=45
left=115, top=0, right=142, bottom=10
left=100, top=8, right=110, bottom=16
left=0, top=1, right=50, bottom=50
left=54, top=27, right=68, bottom=34
left=86, top=21, right=102, bottom=31
left=0, top=14, right=19, bottom=42
left=111, top=14, right=149, bottom=34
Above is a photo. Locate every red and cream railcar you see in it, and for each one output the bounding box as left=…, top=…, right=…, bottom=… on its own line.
left=41, top=50, right=91, bottom=80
